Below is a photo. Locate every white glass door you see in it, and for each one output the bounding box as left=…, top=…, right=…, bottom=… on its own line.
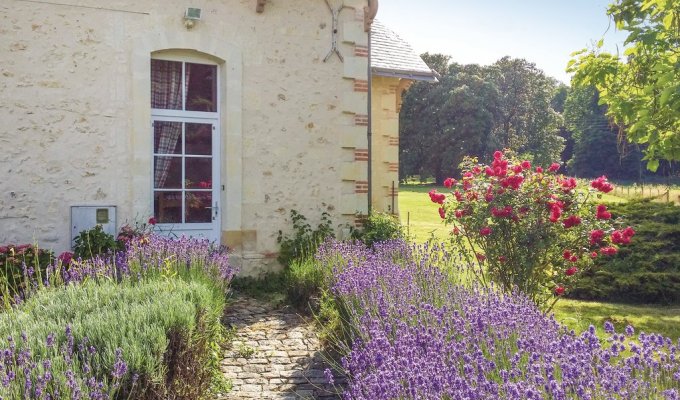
left=152, top=118, right=220, bottom=241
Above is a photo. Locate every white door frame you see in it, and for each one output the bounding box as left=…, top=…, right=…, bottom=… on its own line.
left=150, top=57, right=222, bottom=242
left=150, top=117, right=221, bottom=242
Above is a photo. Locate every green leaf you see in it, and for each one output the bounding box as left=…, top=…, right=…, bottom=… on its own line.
left=647, top=158, right=660, bottom=172
left=596, top=38, right=604, bottom=48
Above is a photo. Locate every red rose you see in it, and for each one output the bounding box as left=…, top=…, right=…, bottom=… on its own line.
left=590, top=176, right=614, bottom=193
left=590, top=251, right=598, bottom=259
left=480, top=227, right=492, bottom=236
left=452, top=227, right=460, bottom=235
left=476, top=253, right=486, bottom=262
left=565, top=267, right=578, bottom=276
left=600, top=246, right=618, bottom=256
left=498, top=256, right=507, bottom=262
left=596, top=204, right=611, bottom=220
left=521, top=160, right=531, bottom=170
left=548, top=163, right=561, bottom=172
left=58, top=251, right=73, bottom=266
left=148, top=217, right=157, bottom=225
left=562, top=215, right=581, bottom=229
left=589, top=229, right=605, bottom=245
left=428, top=190, right=446, bottom=205
left=511, top=165, right=523, bottom=174
left=554, top=286, right=565, bottom=296
left=443, top=178, right=456, bottom=188
left=493, top=151, right=503, bottom=160
left=563, top=250, right=572, bottom=260
left=623, top=226, right=635, bottom=239
left=485, top=166, right=495, bottom=177
left=560, top=177, right=577, bottom=192
left=438, top=207, right=446, bottom=219
left=536, top=167, right=544, bottom=173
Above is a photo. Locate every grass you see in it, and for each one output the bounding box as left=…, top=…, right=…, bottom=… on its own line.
left=553, top=299, right=680, bottom=340
left=399, top=183, right=680, bottom=341
left=399, top=184, right=451, bottom=243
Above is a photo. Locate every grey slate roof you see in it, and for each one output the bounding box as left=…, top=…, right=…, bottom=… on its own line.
left=371, top=20, right=439, bottom=82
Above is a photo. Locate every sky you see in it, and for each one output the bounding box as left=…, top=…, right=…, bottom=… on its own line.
left=376, top=0, right=629, bottom=84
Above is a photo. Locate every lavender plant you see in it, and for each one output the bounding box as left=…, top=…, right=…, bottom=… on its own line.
left=318, top=240, right=680, bottom=400
left=0, top=235, right=236, bottom=399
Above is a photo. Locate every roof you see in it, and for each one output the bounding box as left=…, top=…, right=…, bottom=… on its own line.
left=370, top=20, right=439, bottom=82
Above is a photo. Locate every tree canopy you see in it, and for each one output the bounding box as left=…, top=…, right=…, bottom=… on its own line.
left=399, top=56, right=564, bottom=182
left=568, top=0, right=680, bottom=171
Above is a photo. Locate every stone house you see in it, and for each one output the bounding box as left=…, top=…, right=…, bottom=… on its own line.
left=0, top=0, right=436, bottom=274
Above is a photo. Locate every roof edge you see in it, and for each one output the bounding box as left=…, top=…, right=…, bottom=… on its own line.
left=371, top=67, right=440, bottom=82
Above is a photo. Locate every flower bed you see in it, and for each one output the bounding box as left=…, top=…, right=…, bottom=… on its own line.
left=0, top=235, right=235, bottom=399
left=318, top=240, right=680, bottom=399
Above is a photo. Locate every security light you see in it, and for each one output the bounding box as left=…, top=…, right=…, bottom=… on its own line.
left=185, top=8, right=202, bottom=20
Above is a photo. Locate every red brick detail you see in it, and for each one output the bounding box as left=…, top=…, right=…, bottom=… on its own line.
left=388, top=162, right=399, bottom=172
left=354, top=149, right=369, bottom=161
left=354, top=114, right=369, bottom=126
left=355, top=45, right=369, bottom=57
left=353, top=79, right=369, bottom=92
left=354, top=218, right=365, bottom=228
left=355, top=180, right=369, bottom=194
left=388, top=137, right=399, bottom=146
left=389, top=187, right=399, bottom=197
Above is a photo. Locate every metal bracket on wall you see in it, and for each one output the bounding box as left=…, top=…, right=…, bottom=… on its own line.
left=323, top=0, right=349, bottom=63
left=256, top=0, right=266, bottom=13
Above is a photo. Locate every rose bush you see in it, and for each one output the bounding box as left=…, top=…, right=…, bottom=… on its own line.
left=431, top=150, right=634, bottom=307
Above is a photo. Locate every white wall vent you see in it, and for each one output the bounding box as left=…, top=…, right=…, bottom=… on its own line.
left=70, top=206, right=117, bottom=248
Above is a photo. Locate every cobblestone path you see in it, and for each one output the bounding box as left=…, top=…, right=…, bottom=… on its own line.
left=219, top=296, right=343, bottom=399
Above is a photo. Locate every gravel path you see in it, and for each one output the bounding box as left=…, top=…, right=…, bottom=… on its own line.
left=219, top=297, right=343, bottom=399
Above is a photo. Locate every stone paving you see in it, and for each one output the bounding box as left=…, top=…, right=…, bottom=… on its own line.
left=219, top=296, right=344, bottom=399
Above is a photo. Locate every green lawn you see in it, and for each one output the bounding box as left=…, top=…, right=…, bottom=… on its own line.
left=398, top=183, right=680, bottom=340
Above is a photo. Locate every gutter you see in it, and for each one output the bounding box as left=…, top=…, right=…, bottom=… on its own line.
left=372, top=67, right=440, bottom=82
left=366, top=0, right=378, bottom=214
left=364, top=0, right=378, bottom=215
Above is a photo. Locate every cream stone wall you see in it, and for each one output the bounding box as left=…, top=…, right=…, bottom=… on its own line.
left=0, top=0, right=369, bottom=274
left=370, top=76, right=408, bottom=215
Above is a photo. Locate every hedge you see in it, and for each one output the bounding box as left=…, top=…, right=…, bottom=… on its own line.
left=569, top=199, right=680, bottom=303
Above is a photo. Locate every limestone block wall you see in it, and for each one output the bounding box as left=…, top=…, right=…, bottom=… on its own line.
left=370, top=76, right=408, bottom=215
left=0, top=0, right=369, bottom=274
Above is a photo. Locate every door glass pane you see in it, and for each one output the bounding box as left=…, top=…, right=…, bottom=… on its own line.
left=154, top=121, right=182, bottom=154
left=185, top=63, right=217, bottom=112
left=151, top=60, right=182, bottom=110
left=154, top=156, right=182, bottom=189
left=155, top=191, right=182, bottom=223
left=186, top=192, right=212, bottom=223
left=185, top=123, right=212, bottom=155
left=185, top=157, right=212, bottom=189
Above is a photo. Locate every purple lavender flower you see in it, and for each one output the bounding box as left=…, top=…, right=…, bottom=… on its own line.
left=318, top=240, right=680, bottom=400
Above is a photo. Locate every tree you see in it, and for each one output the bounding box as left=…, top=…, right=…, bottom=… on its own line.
left=400, top=62, right=497, bottom=183
left=485, top=57, right=564, bottom=166
left=400, top=56, right=564, bottom=182
left=568, top=0, right=680, bottom=171
left=564, top=85, right=643, bottom=179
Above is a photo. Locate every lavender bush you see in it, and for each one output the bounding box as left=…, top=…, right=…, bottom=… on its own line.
left=0, top=235, right=235, bottom=399
left=318, top=240, right=680, bottom=399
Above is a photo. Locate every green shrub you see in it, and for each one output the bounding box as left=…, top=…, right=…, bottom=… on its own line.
left=0, top=276, right=227, bottom=399
left=73, top=225, right=118, bottom=259
left=285, top=257, right=325, bottom=310
left=0, top=244, right=53, bottom=297
left=569, top=200, right=680, bottom=303
left=277, top=210, right=335, bottom=266
left=352, top=212, right=405, bottom=247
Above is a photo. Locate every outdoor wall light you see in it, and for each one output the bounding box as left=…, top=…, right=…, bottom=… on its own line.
left=184, top=7, right=201, bottom=29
